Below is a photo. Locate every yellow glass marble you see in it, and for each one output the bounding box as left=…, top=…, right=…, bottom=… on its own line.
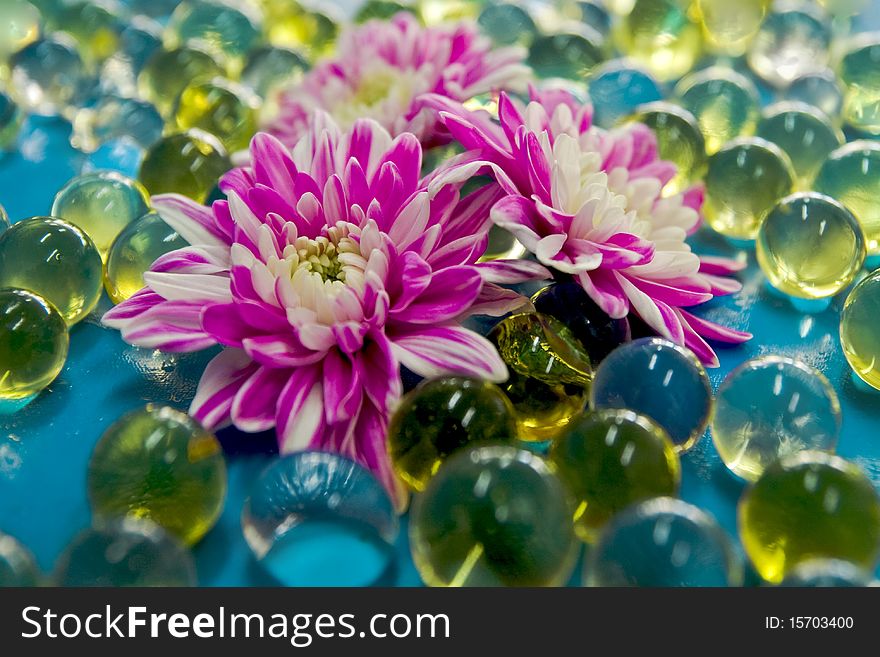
left=841, top=269, right=880, bottom=390
left=0, top=0, right=40, bottom=63
left=0, top=288, right=69, bottom=402
left=138, top=45, right=225, bottom=117
left=418, top=0, right=481, bottom=25
left=675, top=67, right=760, bottom=155
left=757, top=193, right=865, bottom=300
left=628, top=102, right=706, bottom=195
left=87, top=405, right=227, bottom=546
left=703, top=137, right=795, bottom=240
left=174, top=78, right=260, bottom=153
left=814, top=140, right=880, bottom=255
left=756, top=102, right=844, bottom=190
left=789, top=70, right=845, bottom=121
left=695, top=0, right=769, bottom=56
left=839, top=35, right=880, bottom=136
left=139, top=129, right=231, bottom=203
left=258, top=0, right=339, bottom=57
left=55, top=0, right=124, bottom=68
left=105, top=212, right=188, bottom=304
left=51, top=171, right=150, bottom=261
left=613, top=0, right=702, bottom=82
left=0, top=217, right=103, bottom=325
left=739, top=451, right=880, bottom=583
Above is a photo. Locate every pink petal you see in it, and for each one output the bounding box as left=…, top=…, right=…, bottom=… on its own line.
left=152, top=194, right=228, bottom=248
left=678, top=309, right=752, bottom=344
left=190, top=349, right=259, bottom=430
left=276, top=364, right=325, bottom=453
left=231, top=366, right=290, bottom=432
left=391, top=266, right=483, bottom=324
left=323, top=349, right=363, bottom=425
left=476, top=258, right=553, bottom=284
left=390, top=325, right=508, bottom=382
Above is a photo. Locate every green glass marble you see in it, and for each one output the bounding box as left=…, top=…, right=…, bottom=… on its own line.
left=675, top=67, right=760, bottom=155
left=87, top=405, right=227, bottom=546
left=410, top=445, right=578, bottom=587
left=779, top=559, right=875, bottom=587
left=528, top=28, right=605, bottom=80
left=55, top=0, right=125, bottom=68
left=240, top=45, right=309, bottom=99
left=550, top=409, right=680, bottom=542
left=51, top=171, right=151, bottom=261
left=478, top=2, right=538, bottom=47
left=756, top=102, right=844, bottom=190
left=174, top=78, right=260, bottom=153
left=479, top=223, right=528, bottom=261
left=788, top=70, right=844, bottom=121
left=840, top=269, right=880, bottom=390
left=0, top=203, right=8, bottom=234
left=704, top=137, right=795, bottom=240
left=628, top=102, right=706, bottom=195
left=0, top=288, right=69, bottom=402
left=695, top=0, right=768, bottom=56
left=0, top=217, right=103, bottom=325
left=356, top=0, right=416, bottom=22
left=9, top=35, right=85, bottom=116
left=387, top=377, right=517, bottom=492
left=258, top=0, right=339, bottom=57
left=488, top=313, right=592, bottom=443
left=613, top=0, right=703, bottom=82
left=739, top=451, right=880, bottom=583
left=839, top=35, right=880, bottom=136
left=0, top=531, right=41, bottom=586
left=757, top=193, right=865, bottom=300
left=138, top=45, right=225, bottom=117
left=105, top=211, right=188, bottom=304
left=0, top=91, right=23, bottom=151
left=815, top=140, right=880, bottom=254
left=0, top=0, right=40, bottom=63
left=54, top=517, right=197, bottom=586
left=139, top=129, right=231, bottom=203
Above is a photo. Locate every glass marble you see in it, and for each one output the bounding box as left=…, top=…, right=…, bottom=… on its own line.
left=0, top=288, right=69, bottom=402
left=739, top=451, right=880, bottom=583
left=0, top=531, right=41, bottom=586
left=71, top=95, right=164, bottom=152
left=695, top=0, right=768, bottom=56
left=479, top=224, right=527, bottom=261
left=410, top=445, right=578, bottom=587
left=712, top=356, right=841, bottom=482
left=788, top=70, right=844, bottom=121
left=627, top=102, right=706, bottom=196
left=51, top=171, right=150, bottom=261
left=612, top=0, right=703, bottom=82
left=531, top=281, right=630, bottom=364
left=585, top=497, right=743, bottom=587
left=55, top=0, right=125, bottom=68
left=675, top=67, right=761, bottom=155
left=815, top=140, right=880, bottom=255
left=240, top=45, right=309, bottom=99
left=0, top=204, right=8, bottom=234
left=54, top=517, right=197, bottom=586
left=528, top=28, right=605, bottom=80
left=418, top=0, right=482, bottom=25
left=119, top=15, right=163, bottom=73
left=387, top=377, right=517, bottom=492
left=778, top=559, right=874, bottom=587
left=258, top=0, right=339, bottom=57
left=488, top=313, right=592, bottom=442
left=355, top=1, right=416, bottom=22
left=242, top=452, right=398, bottom=587
left=550, top=409, right=680, bottom=542
left=703, top=137, right=795, bottom=240
left=0, top=217, right=103, bottom=325
left=839, top=35, right=880, bottom=135
left=840, top=269, right=880, bottom=390
left=747, top=3, right=831, bottom=89
left=0, top=91, right=23, bottom=151
left=0, top=0, right=41, bottom=63
left=572, top=1, right=612, bottom=38
left=756, top=193, right=865, bottom=300
left=137, top=45, right=225, bottom=117
left=588, top=59, right=663, bottom=129
left=105, top=212, right=188, bottom=304
left=9, top=35, right=85, bottom=116
left=756, top=102, right=844, bottom=190
left=174, top=78, right=261, bottom=153
left=87, top=405, right=227, bottom=546
left=126, top=0, right=182, bottom=19
left=83, top=137, right=145, bottom=180
left=817, top=0, right=868, bottom=15
left=591, top=338, right=712, bottom=453
left=478, top=3, right=538, bottom=47
left=138, top=129, right=231, bottom=203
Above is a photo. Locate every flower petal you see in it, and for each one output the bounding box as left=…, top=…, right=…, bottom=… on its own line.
left=190, top=349, right=258, bottom=430
left=390, top=325, right=508, bottom=382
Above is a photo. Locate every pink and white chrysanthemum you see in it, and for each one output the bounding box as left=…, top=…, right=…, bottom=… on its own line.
left=264, top=12, right=531, bottom=149
left=426, top=88, right=751, bottom=366
left=103, top=114, right=537, bottom=504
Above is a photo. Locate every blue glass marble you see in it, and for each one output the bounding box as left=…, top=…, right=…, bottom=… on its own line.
left=53, top=517, right=197, bottom=586
left=779, top=559, right=875, bottom=587
left=82, top=137, right=144, bottom=180
left=590, top=337, right=713, bottom=452
left=72, top=95, right=163, bottom=152
left=241, top=452, right=398, bottom=587
left=9, top=35, right=86, bottom=117
left=588, top=59, right=663, bottom=128
left=585, top=497, right=744, bottom=586
left=240, top=45, right=309, bottom=99
left=0, top=530, right=41, bottom=586
left=788, top=69, right=844, bottom=121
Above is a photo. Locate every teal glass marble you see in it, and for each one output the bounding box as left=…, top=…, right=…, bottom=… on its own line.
left=756, top=102, right=844, bottom=190
left=712, top=355, right=841, bottom=482
left=0, top=217, right=103, bottom=326
left=585, top=497, right=744, bottom=587
left=126, top=0, right=182, bottom=19
left=240, top=45, right=309, bottom=99
left=410, top=445, right=578, bottom=587
left=119, top=15, right=163, bottom=73
left=528, top=27, right=605, bottom=80
left=9, top=36, right=85, bottom=116
left=839, top=34, right=880, bottom=135
left=478, top=2, right=538, bottom=47
left=591, top=338, right=713, bottom=453
left=788, top=70, right=844, bottom=121
left=137, top=45, right=225, bottom=117
left=241, top=452, right=398, bottom=587
left=54, top=518, right=197, bottom=586
left=138, top=129, right=231, bottom=203
left=588, top=59, right=663, bottom=129
left=747, top=3, right=831, bottom=89
left=675, top=66, right=761, bottom=155
left=0, top=531, right=41, bottom=586
left=0, top=91, right=24, bottom=151
left=574, top=1, right=612, bottom=38
left=71, top=95, right=164, bottom=152
left=778, top=559, right=875, bottom=587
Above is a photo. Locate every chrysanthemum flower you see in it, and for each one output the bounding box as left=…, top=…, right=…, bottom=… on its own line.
left=426, top=88, right=751, bottom=366
left=264, top=12, right=531, bottom=149
left=103, top=114, right=535, bottom=503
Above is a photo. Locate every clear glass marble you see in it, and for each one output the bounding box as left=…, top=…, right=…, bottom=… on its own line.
left=9, top=35, right=85, bottom=116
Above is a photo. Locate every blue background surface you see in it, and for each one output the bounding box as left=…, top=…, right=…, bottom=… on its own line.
left=1, top=3, right=880, bottom=586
